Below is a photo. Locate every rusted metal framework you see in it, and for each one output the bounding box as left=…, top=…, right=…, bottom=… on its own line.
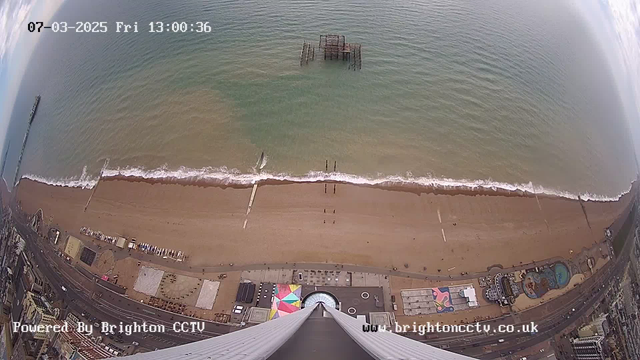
left=349, top=43, right=362, bottom=70
left=319, top=34, right=347, bottom=60
left=299, top=41, right=315, bottom=65
left=299, top=34, right=362, bottom=70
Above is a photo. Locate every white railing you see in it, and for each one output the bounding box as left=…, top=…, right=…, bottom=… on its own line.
left=116, top=304, right=317, bottom=360
left=324, top=304, right=476, bottom=360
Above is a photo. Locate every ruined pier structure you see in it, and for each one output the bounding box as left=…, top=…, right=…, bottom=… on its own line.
left=300, top=34, right=362, bottom=70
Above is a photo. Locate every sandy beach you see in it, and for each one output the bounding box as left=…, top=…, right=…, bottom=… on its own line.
left=15, top=178, right=634, bottom=274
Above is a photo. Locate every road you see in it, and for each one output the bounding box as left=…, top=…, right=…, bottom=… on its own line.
left=12, top=217, right=233, bottom=352
left=10, top=200, right=636, bottom=358
left=404, top=256, right=615, bottom=350
left=464, top=221, right=634, bottom=359
left=393, top=209, right=635, bottom=359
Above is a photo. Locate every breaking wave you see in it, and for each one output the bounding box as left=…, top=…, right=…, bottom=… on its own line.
left=21, top=165, right=98, bottom=189
left=18, top=164, right=632, bottom=202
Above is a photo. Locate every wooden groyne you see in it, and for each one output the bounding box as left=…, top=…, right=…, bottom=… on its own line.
left=13, top=95, right=40, bottom=189
left=84, top=159, right=109, bottom=212
left=244, top=152, right=266, bottom=229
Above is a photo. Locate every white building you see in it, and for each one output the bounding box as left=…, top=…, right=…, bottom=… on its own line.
left=571, top=335, right=606, bottom=360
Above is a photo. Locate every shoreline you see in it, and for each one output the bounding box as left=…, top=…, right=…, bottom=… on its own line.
left=106, top=175, right=636, bottom=202
left=15, top=177, right=636, bottom=274
left=20, top=170, right=635, bottom=202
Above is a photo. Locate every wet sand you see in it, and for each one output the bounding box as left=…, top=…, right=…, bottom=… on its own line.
left=16, top=178, right=634, bottom=274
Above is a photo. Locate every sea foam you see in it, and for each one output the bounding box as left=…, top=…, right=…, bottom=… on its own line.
left=18, top=164, right=632, bottom=202
left=21, top=166, right=98, bottom=190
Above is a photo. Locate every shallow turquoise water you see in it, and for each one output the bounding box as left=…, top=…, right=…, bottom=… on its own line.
left=4, top=0, right=637, bottom=197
